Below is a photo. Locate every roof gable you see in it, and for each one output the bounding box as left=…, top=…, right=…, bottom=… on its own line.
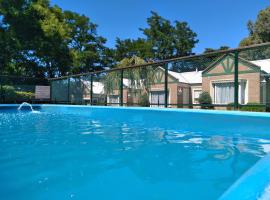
left=153, top=67, right=179, bottom=84
left=202, top=54, right=261, bottom=77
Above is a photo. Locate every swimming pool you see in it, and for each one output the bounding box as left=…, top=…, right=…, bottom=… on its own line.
left=1, top=105, right=270, bottom=200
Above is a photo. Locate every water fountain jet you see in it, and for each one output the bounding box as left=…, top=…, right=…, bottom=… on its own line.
left=18, top=102, right=39, bottom=113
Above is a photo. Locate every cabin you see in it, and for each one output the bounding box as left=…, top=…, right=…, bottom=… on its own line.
left=81, top=55, right=270, bottom=107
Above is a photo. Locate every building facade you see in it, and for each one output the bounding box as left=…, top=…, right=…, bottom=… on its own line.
left=82, top=55, right=270, bottom=107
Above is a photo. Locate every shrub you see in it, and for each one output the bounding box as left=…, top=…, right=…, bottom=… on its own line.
left=240, top=102, right=266, bottom=112
left=2, top=85, right=16, bottom=102
left=138, top=93, right=150, bottom=107
left=227, top=102, right=235, bottom=110
left=198, top=92, right=213, bottom=109
left=16, top=91, right=34, bottom=101
left=1, top=85, right=34, bottom=103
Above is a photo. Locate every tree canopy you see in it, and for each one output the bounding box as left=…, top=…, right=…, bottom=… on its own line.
left=141, top=11, right=198, bottom=60
left=113, top=11, right=199, bottom=62
left=240, top=7, right=270, bottom=46
left=203, top=46, right=230, bottom=53
left=7, top=1, right=268, bottom=78
left=0, top=1, right=199, bottom=77
left=0, top=0, right=109, bottom=78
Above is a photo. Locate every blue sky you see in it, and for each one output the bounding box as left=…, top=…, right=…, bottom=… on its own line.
left=51, top=0, right=269, bottom=53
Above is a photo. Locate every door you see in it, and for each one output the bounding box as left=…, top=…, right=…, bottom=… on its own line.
left=150, top=91, right=166, bottom=107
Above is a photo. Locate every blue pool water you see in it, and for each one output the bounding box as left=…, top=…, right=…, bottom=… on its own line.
left=1, top=105, right=270, bottom=200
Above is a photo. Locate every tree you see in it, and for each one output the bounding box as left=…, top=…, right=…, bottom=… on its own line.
left=140, top=11, right=198, bottom=60
left=0, top=0, right=109, bottom=78
left=64, top=11, right=109, bottom=74
left=240, top=7, right=270, bottom=46
left=204, top=46, right=230, bottom=53
left=0, top=0, right=72, bottom=77
left=239, top=7, right=270, bottom=60
left=114, top=37, right=153, bottom=62
left=103, top=55, right=147, bottom=95
left=103, top=55, right=155, bottom=106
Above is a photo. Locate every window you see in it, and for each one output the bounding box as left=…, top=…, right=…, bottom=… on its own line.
left=107, top=95, right=120, bottom=105
left=213, top=81, right=246, bottom=104
left=193, top=89, right=202, bottom=104
left=150, top=91, right=168, bottom=107
left=93, top=98, right=98, bottom=104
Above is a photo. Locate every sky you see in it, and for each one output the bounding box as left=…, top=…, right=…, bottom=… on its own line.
left=50, top=0, right=269, bottom=54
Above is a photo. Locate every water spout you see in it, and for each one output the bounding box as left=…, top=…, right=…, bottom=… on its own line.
left=18, top=102, right=38, bottom=113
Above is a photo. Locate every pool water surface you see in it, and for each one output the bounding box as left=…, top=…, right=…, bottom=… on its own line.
left=0, top=105, right=270, bottom=200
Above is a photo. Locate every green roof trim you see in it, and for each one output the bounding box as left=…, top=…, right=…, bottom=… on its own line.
left=202, top=54, right=261, bottom=77
left=202, top=70, right=259, bottom=77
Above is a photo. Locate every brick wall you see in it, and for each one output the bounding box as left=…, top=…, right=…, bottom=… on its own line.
left=202, top=72, right=261, bottom=103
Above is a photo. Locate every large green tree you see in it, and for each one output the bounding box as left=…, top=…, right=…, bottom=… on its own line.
left=114, top=37, right=153, bottom=62
left=113, top=11, right=198, bottom=63
left=64, top=11, right=109, bottom=74
left=240, top=7, right=270, bottom=46
left=239, top=7, right=270, bottom=60
left=140, top=11, right=198, bottom=60
left=0, top=0, right=109, bottom=77
left=0, top=0, right=72, bottom=77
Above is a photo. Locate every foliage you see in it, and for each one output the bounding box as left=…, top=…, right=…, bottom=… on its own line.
left=138, top=93, right=150, bottom=107
left=238, top=7, right=270, bottom=60
left=204, top=46, right=230, bottom=53
left=198, top=92, right=213, bottom=109
left=103, top=56, right=149, bottom=93
left=114, top=38, right=153, bottom=62
left=240, top=7, right=270, bottom=46
left=0, top=0, right=199, bottom=77
left=113, top=11, right=198, bottom=63
left=1, top=85, right=34, bottom=102
left=1, top=85, right=16, bottom=102
left=103, top=55, right=156, bottom=106
left=0, top=0, right=109, bottom=78
left=1, top=1, right=200, bottom=78
left=240, top=103, right=266, bottom=112
left=226, top=102, right=235, bottom=111
left=16, top=91, right=35, bottom=101
left=140, top=11, right=198, bottom=60
left=64, top=11, right=109, bottom=74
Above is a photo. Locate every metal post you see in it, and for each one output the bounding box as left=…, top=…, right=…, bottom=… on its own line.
left=49, top=81, right=52, bottom=104
left=90, top=75, right=93, bottom=105
left=234, top=51, right=239, bottom=110
left=0, top=75, right=2, bottom=103
left=164, top=64, right=168, bottom=108
left=266, top=77, right=270, bottom=112
left=80, top=77, right=83, bottom=105
left=67, top=78, right=70, bottom=104
left=120, top=69, right=124, bottom=106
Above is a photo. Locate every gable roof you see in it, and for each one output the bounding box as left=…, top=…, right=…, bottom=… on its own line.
left=167, top=55, right=270, bottom=84
left=202, top=54, right=262, bottom=75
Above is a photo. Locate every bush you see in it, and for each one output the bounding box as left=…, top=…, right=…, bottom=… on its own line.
left=1, top=85, right=34, bottom=103
left=240, top=103, right=266, bottom=112
left=227, top=102, right=235, bottom=110
left=198, top=92, right=213, bottom=109
left=2, top=85, right=16, bottom=102
left=138, top=93, right=150, bottom=107
left=16, top=91, right=34, bottom=101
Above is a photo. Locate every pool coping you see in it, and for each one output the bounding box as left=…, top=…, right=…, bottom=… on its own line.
left=220, top=153, right=270, bottom=200
left=1, top=103, right=270, bottom=118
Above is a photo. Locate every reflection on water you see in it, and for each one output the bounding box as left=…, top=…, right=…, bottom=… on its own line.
left=0, top=111, right=269, bottom=200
